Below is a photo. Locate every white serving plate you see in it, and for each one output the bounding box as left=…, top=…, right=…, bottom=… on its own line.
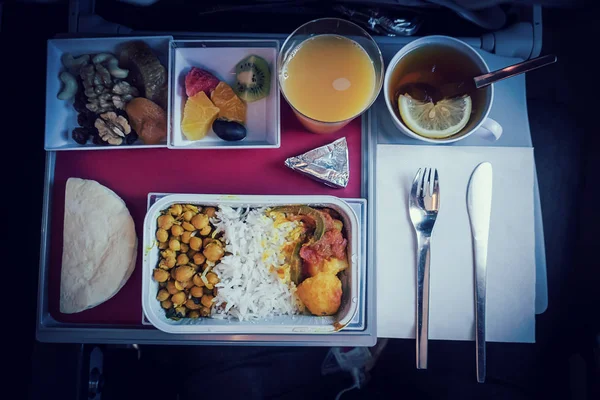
left=142, top=194, right=359, bottom=334
left=45, top=36, right=173, bottom=151
left=168, top=40, right=280, bottom=149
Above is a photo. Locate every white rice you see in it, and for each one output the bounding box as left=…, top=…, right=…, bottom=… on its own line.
left=211, top=206, right=300, bottom=321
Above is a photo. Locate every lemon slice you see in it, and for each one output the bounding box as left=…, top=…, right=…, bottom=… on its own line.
left=398, top=94, right=472, bottom=138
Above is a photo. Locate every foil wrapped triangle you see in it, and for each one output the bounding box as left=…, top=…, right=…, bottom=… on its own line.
left=285, top=137, right=349, bottom=188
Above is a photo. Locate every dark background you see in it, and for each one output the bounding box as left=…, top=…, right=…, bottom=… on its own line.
left=6, top=1, right=597, bottom=399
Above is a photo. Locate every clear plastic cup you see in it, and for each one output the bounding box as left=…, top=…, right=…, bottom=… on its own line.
left=278, top=18, right=384, bottom=134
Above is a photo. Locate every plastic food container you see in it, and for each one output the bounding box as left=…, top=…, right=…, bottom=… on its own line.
left=142, top=194, right=359, bottom=334
left=168, top=40, right=280, bottom=149
left=45, top=36, right=173, bottom=151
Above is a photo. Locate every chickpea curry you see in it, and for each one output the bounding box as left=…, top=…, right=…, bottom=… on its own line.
left=152, top=204, right=224, bottom=320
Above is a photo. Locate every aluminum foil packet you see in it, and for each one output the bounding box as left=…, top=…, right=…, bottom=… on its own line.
left=285, top=137, right=349, bottom=188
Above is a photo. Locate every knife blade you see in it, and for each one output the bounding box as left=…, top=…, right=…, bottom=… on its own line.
left=466, top=162, right=493, bottom=383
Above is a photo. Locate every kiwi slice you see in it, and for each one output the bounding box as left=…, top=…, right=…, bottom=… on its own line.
left=234, top=55, right=271, bottom=103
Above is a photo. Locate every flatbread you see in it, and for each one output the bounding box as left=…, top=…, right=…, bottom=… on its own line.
left=60, top=178, right=138, bottom=314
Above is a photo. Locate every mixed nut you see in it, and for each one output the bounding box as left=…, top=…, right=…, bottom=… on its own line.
left=57, top=41, right=168, bottom=147
left=59, top=52, right=136, bottom=113
left=95, top=112, right=132, bottom=146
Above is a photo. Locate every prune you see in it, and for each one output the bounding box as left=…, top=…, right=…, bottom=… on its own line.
left=73, top=89, right=88, bottom=114
left=91, top=133, right=107, bottom=146
left=77, top=112, right=95, bottom=128
left=72, top=128, right=91, bottom=145
left=114, top=108, right=128, bottom=118
left=125, top=129, right=139, bottom=145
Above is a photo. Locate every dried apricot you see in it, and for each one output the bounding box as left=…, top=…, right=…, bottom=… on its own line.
left=125, top=98, right=167, bottom=145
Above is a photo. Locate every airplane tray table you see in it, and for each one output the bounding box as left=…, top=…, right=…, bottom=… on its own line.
left=36, top=33, right=547, bottom=346
left=37, top=101, right=375, bottom=345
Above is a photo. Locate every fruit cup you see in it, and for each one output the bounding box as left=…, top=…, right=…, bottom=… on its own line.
left=169, top=40, right=280, bottom=149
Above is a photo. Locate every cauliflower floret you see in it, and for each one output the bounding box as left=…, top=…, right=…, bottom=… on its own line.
left=307, top=257, right=349, bottom=277
left=296, top=272, right=342, bottom=316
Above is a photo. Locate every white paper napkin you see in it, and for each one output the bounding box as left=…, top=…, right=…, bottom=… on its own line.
left=376, top=145, right=536, bottom=343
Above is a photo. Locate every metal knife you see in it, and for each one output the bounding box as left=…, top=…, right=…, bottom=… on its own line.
left=466, top=162, right=493, bottom=383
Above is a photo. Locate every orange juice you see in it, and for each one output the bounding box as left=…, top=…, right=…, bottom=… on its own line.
left=281, top=35, right=376, bottom=123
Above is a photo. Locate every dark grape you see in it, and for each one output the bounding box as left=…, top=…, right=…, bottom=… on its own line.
left=212, top=120, right=247, bottom=141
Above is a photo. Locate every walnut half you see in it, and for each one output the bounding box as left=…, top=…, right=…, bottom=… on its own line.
left=112, top=81, right=139, bottom=109
left=94, top=112, right=131, bottom=145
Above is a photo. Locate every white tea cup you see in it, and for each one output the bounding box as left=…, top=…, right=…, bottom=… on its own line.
left=384, top=36, right=502, bottom=144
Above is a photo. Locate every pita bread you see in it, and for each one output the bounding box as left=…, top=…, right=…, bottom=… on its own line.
left=60, top=178, right=138, bottom=314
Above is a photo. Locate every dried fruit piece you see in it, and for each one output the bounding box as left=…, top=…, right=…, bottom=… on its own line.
left=211, top=81, right=246, bottom=123
left=72, top=127, right=91, bottom=145
left=119, top=41, right=168, bottom=109
left=91, top=133, right=107, bottom=146
left=77, top=112, right=96, bottom=128
left=181, top=92, right=220, bottom=141
left=125, top=97, right=167, bottom=145
left=73, top=90, right=89, bottom=114
left=125, top=130, right=139, bottom=145
left=185, top=67, right=219, bottom=98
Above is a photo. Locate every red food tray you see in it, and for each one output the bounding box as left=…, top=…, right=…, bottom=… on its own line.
left=48, top=101, right=363, bottom=325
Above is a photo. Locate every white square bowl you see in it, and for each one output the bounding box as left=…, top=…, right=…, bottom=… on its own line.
left=45, top=36, right=173, bottom=151
left=168, top=40, right=280, bottom=149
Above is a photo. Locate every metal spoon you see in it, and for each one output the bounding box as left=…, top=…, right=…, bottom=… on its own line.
left=399, top=54, right=557, bottom=103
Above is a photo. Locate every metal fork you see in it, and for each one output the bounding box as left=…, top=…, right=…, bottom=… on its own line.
left=409, top=168, right=440, bottom=369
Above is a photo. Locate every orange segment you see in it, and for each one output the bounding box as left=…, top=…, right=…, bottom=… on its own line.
left=211, top=81, right=246, bottom=123
left=181, top=92, right=220, bottom=141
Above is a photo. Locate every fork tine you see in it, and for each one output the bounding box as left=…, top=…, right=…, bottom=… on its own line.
left=426, top=168, right=433, bottom=197
left=410, top=168, right=422, bottom=205
left=418, top=167, right=428, bottom=198
left=431, top=169, right=440, bottom=209
left=432, top=169, right=439, bottom=195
